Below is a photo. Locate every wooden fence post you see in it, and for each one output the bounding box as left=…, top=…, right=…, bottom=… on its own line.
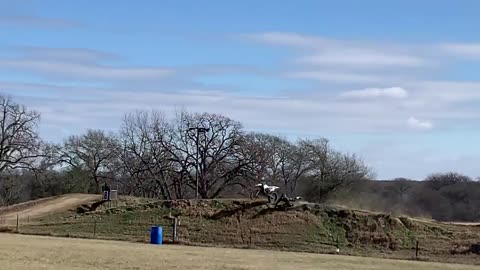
left=415, top=240, right=419, bottom=259
left=16, top=214, right=19, bottom=232
left=249, top=229, right=253, bottom=248
left=172, top=218, right=178, bottom=243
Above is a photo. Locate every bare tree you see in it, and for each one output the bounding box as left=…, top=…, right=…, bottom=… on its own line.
left=116, top=111, right=177, bottom=199
left=244, top=133, right=289, bottom=182
left=167, top=111, right=250, bottom=199
left=0, top=95, right=44, bottom=205
left=280, top=142, right=312, bottom=195
left=425, top=172, right=471, bottom=191
left=238, top=133, right=273, bottom=185
left=0, top=95, right=42, bottom=173
left=0, top=172, right=24, bottom=206
left=59, top=129, right=118, bottom=193
left=241, top=133, right=311, bottom=195
left=300, top=138, right=372, bottom=202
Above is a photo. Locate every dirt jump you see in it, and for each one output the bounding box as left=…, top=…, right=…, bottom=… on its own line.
left=0, top=194, right=100, bottom=225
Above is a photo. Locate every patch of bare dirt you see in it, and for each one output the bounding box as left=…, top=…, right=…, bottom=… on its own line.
left=0, top=194, right=100, bottom=225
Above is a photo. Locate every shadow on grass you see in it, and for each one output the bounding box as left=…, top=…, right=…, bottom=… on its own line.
left=77, top=200, right=108, bottom=214
left=0, top=226, right=12, bottom=233
left=208, top=201, right=267, bottom=220
left=252, top=203, right=312, bottom=219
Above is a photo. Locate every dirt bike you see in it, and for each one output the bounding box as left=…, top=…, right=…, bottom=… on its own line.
left=250, top=183, right=279, bottom=203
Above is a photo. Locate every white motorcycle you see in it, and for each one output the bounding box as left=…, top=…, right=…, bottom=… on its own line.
left=250, top=183, right=280, bottom=203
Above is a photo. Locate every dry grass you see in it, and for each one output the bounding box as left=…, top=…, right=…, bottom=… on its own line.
left=0, top=234, right=477, bottom=270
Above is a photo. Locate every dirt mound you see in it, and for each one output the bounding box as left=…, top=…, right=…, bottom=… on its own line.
left=129, top=200, right=414, bottom=252
left=0, top=193, right=100, bottom=225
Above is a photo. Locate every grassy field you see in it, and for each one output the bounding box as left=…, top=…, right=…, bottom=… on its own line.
left=0, top=234, right=477, bottom=270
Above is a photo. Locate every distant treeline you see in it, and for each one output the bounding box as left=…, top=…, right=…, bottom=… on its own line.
left=334, top=172, right=480, bottom=222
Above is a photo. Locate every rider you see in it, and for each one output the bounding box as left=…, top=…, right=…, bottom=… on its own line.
left=260, top=176, right=268, bottom=194
left=102, top=182, right=110, bottom=192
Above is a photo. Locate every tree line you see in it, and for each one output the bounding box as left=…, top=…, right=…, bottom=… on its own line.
left=0, top=95, right=372, bottom=205
left=1, top=95, right=479, bottom=222
left=335, top=172, right=480, bottom=222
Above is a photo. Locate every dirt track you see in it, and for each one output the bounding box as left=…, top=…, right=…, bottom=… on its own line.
left=0, top=194, right=100, bottom=225
left=445, top=222, right=480, bottom=226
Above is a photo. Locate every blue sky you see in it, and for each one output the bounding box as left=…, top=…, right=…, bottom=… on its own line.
left=2, top=0, right=480, bottom=179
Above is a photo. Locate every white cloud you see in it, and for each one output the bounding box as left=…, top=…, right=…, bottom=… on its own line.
left=287, top=71, right=384, bottom=83
left=440, top=43, right=480, bottom=57
left=341, top=87, right=408, bottom=99
left=407, top=116, right=433, bottom=130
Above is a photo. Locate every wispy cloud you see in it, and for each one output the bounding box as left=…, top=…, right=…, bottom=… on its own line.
left=2, top=81, right=463, bottom=139
left=0, top=14, right=77, bottom=28
left=407, top=116, right=433, bottom=130
left=298, top=50, right=426, bottom=67
left=244, top=32, right=430, bottom=68
left=439, top=43, right=480, bottom=57
left=406, top=80, right=480, bottom=103
left=0, top=46, right=173, bottom=82
left=341, top=87, right=408, bottom=99
left=287, top=70, right=384, bottom=83
left=243, top=32, right=332, bottom=48
left=1, top=59, right=174, bottom=81
left=3, top=4, right=480, bottom=180
left=4, top=39, right=479, bottom=137
left=6, top=79, right=480, bottom=180
left=9, top=46, right=118, bottom=63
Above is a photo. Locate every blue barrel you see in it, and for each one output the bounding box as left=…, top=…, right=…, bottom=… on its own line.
left=150, top=226, right=163, bottom=245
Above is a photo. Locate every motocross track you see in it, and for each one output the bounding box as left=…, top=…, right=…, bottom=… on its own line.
left=0, top=194, right=100, bottom=225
